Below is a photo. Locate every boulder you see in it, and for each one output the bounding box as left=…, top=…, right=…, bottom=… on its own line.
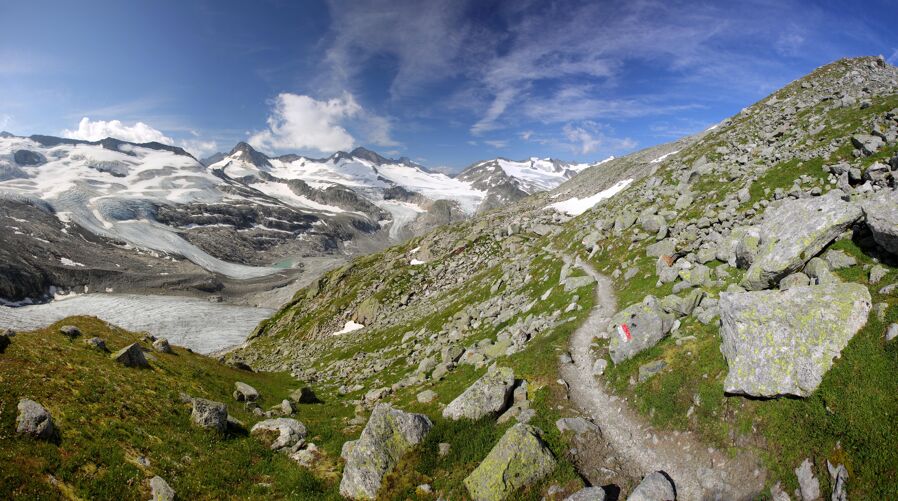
left=742, top=193, right=862, bottom=290
left=339, top=403, right=433, bottom=499
left=233, top=382, right=260, bottom=402
left=83, top=337, right=108, bottom=351
left=719, top=283, right=871, bottom=397
left=111, top=343, right=149, bottom=368
left=149, top=476, right=175, bottom=501
left=646, top=239, right=676, bottom=258
left=251, top=418, right=308, bottom=451
left=152, top=338, right=173, bottom=354
left=564, top=486, right=607, bottom=501
left=851, top=133, right=883, bottom=156
left=16, top=399, right=56, bottom=441
left=417, top=390, right=437, bottom=403
left=779, top=272, right=810, bottom=290
left=0, top=331, right=10, bottom=353
left=191, top=398, right=228, bottom=432
left=463, top=424, right=556, bottom=501
left=629, top=471, right=676, bottom=501
left=609, top=296, right=675, bottom=364
left=861, top=188, right=898, bottom=255
left=59, top=325, right=81, bottom=338
left=443, top=366, right=515, bottom=420
left=795, top=458, right=820, bottom=501
left=563, top=275, right=596, bottom=292
left=289, top=387, right=319, bottom=404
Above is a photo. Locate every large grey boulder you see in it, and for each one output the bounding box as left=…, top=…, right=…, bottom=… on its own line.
left=861, top=188, right=898, bottom=255
left=609, top=296, right=675, bottom=364
left=152, top=338, right=173, bottom=354
left=111, top=343, right=149, bottom=368
left=339, top=403, right=432, bottom=499
left=149, top=476, right=175, bottom=501
left=251, top=418, right=308, bottom=451
left=741, top=193, right=862, bottom=290
left=191, top=398, right=228, bottom=432
left=443, top=366, right=515, bottom=420
left=16, top=399, right=57, bottom=441
left=719, top=283, right=871, bottom=397
left=463, top=423, right=556, bottom=501
left=629, top=471, right=676, bottom=500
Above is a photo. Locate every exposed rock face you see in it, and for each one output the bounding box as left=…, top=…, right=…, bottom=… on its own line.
left=463, top=423, right=556, bottom=501
left=741, top=193, right=862, bottom=290
left=719, top=283, right=871, bottom=397
left=149, top=476, right=176, bottom=501
left=111, top=343, right=149, bottom=368
left=191, top=398, right=228, bottom=432
left=628, top=471, right=676, bottom=501
left=609, top=296, right=675, bottom=364
left=250, top=418, right=308, bottom=451
left=233, top=381, right=259, bottom=402
left=16, top=399, right=57, bottom=441
left=442, top=366, right=516, bottom=420
left=861, top=188, right=898, bottom=255
left=340, top=403, right=433, bottom=499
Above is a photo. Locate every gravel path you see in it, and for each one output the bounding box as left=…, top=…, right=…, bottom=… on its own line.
left=0, top=294, right=274, bottom=354
left=560, top=256, right=766, bottom=500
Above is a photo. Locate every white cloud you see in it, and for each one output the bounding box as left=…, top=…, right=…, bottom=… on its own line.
left=249, top=92, right=397, bottom=154
left=179, top=139, right=220, bottom=159
left=483, top=139, right=508, bottom=149
left=63, top=117, right=174, bottom=144
left=562, top=122, right=635, bottom=155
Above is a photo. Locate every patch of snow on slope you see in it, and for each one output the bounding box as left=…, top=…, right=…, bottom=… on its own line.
left=334, top=320, right=365, bottom=335
left=547, top=179, right=633, bottom=216
left=251, top=181, right=345, bottom=213
left=650, top=150, right=680, bottom=164
left=377, top=200, right=425, bottom=240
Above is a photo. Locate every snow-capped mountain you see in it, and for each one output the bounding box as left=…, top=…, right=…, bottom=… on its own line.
left=0, top=133, right=599, bottom=301
left=456, top=157, right=605, bottom=211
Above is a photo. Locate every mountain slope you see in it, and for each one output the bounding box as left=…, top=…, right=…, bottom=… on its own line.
left=230, top=56, right=898, bottom=499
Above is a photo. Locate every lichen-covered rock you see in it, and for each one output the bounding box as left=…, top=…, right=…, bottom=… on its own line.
left=251, top=418, right=307, bottom=451
left=443, top=366, right=515, bottom=420
left=191, top=398, right=228, bottom=432
left=16, top=399, right=56, bottom=441
left=609, top=296, right=674, bottom=364
left=111, top=343, right=149, bottom=368
left=463, top=423, right=556, bottom=501
left=628, top=471, right=676, bottom=501
left=861, top=188, right=898, bottom=255
left=741, top=193, right=862, bottom=290
left=340, top=403, right=432, bottom=499
left=719, top=283, right=871, bottom=397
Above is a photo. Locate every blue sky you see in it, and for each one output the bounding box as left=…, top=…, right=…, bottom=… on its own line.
left=2, top=0, right=897, bottom=170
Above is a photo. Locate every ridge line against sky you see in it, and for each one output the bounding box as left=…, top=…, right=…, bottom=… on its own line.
left=1, top=0, right=897, bottom=171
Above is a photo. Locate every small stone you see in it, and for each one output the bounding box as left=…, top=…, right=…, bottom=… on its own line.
left=886, top=323, right=898, bottom=342
left=629, top=471, right=676, bottom=501
left=152, top=338, right=173, bottom=353
left=289, top=387, right=318, bottom=404
left=149, top=476, right=175, bottom=501
left=417, top=390, right=437, bottom=403
left=233, top=382, right=259, bottom=402
left=59, top=325, right=81, bottom=338
left=591, top=359, right=608, bottom=376
left=870, top=265, right=888, bottom=284
left=795, top=458, right=821, bottom=501
left=280, top=399, right=295, bottom=415
left=83, top=337, right=108, bottom=351
left=438, top=442, right=451, bottom=457
left=564, top=486, right=607, bottom=501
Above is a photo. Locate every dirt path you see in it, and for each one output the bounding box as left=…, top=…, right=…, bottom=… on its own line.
left=560, top=256, right=766, bottom=500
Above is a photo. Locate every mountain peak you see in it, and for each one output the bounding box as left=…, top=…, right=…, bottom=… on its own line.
left=349, top=146, right=391, bottom=165
left=228, top=142, right=271, bottom=168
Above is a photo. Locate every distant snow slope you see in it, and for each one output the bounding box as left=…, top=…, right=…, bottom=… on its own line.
left=547, top=178, right=634, bottom=216
left=0, top=136, right=278, bottom=278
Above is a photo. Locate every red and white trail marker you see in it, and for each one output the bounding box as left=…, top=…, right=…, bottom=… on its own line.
left=617, top=323, right=632, bottom=342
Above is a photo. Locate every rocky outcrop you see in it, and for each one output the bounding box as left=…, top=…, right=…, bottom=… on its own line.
left=443, top=366, right=516, bottom=420
left=861, top=188, right=898, bottom=255
left=340, top=403, right=432, bottom=499
left=463, top=423, right=556, bottom=501
left=741, top=193, right=862, bottom=290
left=609, top=296, right=675, bottom=363
left=719, top=283, right=871, bottom=397
left=16, top=399, right=57, bottom=441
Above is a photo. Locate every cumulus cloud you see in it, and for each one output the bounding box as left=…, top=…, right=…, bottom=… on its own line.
left=562, top=122, right=636, bottom=156
left=179, top=138, right=220, bottom=159
left=249, top=92, right=396, bottom=154
left=63, top=117, right=174, bottom=144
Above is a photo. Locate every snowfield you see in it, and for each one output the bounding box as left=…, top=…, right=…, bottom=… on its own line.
left=547, top=178, right=634, bottom=216
left=0, top=294, right=274, bottom=353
